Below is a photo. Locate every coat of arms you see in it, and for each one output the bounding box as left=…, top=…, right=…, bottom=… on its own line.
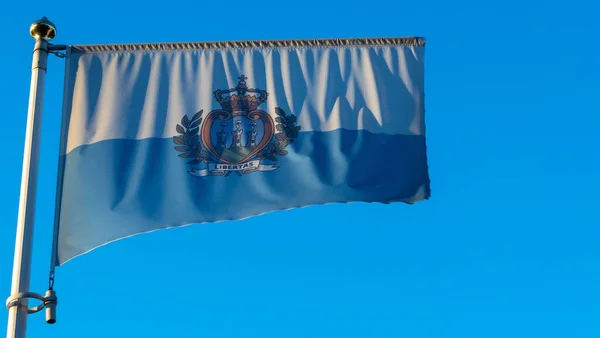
left=173, top=75, right=300, bottom=176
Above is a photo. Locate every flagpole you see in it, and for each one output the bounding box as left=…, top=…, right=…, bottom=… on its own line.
left=6, top=17, right=56, bottom=338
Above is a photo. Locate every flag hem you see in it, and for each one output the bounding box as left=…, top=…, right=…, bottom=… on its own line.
left=71, top=37, right=425, bottom=53
left=51, top=46, right=74, bottom=267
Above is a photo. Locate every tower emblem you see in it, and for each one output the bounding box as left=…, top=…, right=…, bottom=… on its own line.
left=173, top=75, right=300, bottom=176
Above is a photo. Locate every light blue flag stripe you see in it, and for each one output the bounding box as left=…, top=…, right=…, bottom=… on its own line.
left=56, top=129, right=429, bottom=264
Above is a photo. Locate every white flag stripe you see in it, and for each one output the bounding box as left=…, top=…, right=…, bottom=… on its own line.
left=63, top=45, right=424, bottom=154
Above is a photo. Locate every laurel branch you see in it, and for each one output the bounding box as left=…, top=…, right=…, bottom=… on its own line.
left=173, top=110, right=210, bottom=165
left=255, top=107, right=301, bottom=162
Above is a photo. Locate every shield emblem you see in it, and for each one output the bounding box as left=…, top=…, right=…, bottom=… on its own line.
left=201, top=109, right=275, bottom=164
left=173, top=75, right=301, bottom=177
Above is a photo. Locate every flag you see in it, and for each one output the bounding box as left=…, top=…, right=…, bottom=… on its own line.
left=54, top=38, right=430, bottom=265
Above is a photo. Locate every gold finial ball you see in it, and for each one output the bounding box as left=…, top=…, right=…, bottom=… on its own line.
left=30, top=17, right=56, bottom=41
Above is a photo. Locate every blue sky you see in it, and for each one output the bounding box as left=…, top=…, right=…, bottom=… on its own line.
left=1, top=1, right=599, bottom=337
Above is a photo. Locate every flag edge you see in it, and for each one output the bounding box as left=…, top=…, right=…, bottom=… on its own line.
left=70, top=36, right=426, bottom=53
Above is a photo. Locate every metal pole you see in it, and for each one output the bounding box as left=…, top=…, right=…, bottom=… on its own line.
left=6, top=17, right=56, bottom=338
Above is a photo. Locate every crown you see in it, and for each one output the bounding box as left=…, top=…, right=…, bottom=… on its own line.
left=213, top=75, right=269, bottom=113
